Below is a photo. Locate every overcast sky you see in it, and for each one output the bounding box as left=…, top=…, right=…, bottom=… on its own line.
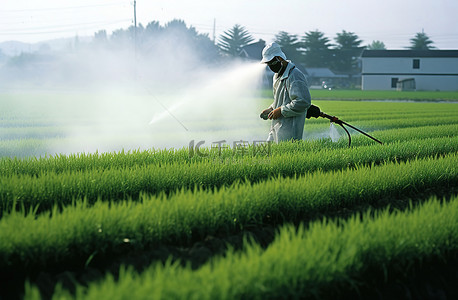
left=1, top=0, right=457, bottom=49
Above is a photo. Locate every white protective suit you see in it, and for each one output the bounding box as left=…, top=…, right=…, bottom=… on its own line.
left=267, top=62, right=311, bottom=142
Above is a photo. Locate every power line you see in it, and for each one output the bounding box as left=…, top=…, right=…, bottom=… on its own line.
left=0, top=20, right=131, bottom=36
left=0, top=19, right=131, bottom=33
left=0, top=2, right=128, bottom=13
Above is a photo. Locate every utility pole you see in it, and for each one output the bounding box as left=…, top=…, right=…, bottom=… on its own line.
left=134, top=0, right=137, bottom=57
left=213, top=18, right=216, bottom=44
left=134, top=1, right=137, bottom=31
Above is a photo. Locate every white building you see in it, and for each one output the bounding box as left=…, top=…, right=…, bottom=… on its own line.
left=361, top=50, right=458, bottom=91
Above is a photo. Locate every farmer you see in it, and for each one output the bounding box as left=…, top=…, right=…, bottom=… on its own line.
left=260, top=42, right=311, bottom=142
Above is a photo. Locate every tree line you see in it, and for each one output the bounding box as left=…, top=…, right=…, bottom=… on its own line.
left=218, top=25, right=436, bottom=74
left=2, top=19, right=437, bottom=76
left=95, top=20, right=436, bottom=74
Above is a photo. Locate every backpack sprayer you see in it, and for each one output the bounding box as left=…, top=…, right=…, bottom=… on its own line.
left=260, top=104, right=383, bottom=147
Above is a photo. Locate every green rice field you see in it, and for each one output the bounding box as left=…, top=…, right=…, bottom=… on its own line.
left=1, top=90, right=457, bottom=299
left=299, top=89, right=458, bottom=101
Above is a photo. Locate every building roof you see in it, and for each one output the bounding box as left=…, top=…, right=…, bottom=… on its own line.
left=239, top=40, right=266, bottom=61
left=305, top=67, right=347, bottom=78
left=362, top=50, right=458, bottom=58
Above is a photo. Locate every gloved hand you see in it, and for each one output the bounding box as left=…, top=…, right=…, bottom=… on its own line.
left=306, top=104, right=321, bottom=119
left=260, top=107, right=273, bottom=120
left=268, top=107, right=282, bottom=120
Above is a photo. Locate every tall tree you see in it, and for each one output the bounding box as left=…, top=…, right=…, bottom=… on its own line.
left=301, top=30, right=332, bottom=67
left=139, top=21, right=162, bottom=51
left=218, top=24, right=254, bottom=57
left=110, top=26, right=135, bottom=49
left=331, top=30, right=364, bottom=73
left=164, top=19, right=194, bottom=37
left=334, top=30, right=363, bottom=50
left=274, top=31, right=302, bottom=63
left=366, top=40, right=386, bottom=50
left=155, top=19, right=219, bottom=63
left=409, top=31, right=435, bottom=50
left=94, top=30, right=108, bottom=43
left=0, top=49, right=6, bottom=63
left=144, top=21, right=162, bottom=36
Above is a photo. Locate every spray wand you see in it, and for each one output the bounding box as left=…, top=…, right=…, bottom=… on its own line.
left=260, top=104, right=383, bottom=147
left=306, top=104, right=382, bottom=147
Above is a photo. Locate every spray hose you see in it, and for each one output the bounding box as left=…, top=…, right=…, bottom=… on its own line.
left=306, top=104, right=383, bottom=147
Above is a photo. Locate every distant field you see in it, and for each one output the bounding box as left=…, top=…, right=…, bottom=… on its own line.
left=261, top=89, right=458, bottom=101
left=310, top=89, right=458, bottom=101
left=1, top=91, right=458, bottom=299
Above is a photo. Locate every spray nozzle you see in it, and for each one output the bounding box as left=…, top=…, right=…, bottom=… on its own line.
left=306, top=103, right=382, bottom=146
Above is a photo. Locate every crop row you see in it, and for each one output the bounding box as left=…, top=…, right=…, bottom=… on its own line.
left=1, top=136, right=457, bottom=214
left=298, top=101, right=457, bottom=125
left=25, top=195, right=458, bottom=299
left=305, top=109, right=457, bottom=124
left=308, top=89, right=458, bottom=100
left=284, top=123, right=457, bottom=151
left=308, top=99, right=457, bottom=111
left=1, top=154, right=456, bottom=272
left=1, top=100, right=455, bottom=161
left=138, top=110, right=458, bottom=138
left=304, top=115, right=458, bottom=132
left=1, top=123, right=456, bottom=177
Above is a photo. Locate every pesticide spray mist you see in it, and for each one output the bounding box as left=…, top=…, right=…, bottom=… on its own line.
left=147, top=62, right=267, bottom=149
left=1, top=44, right=269, bottom=157
left=329, top=123, right=341, bottom=142
left=52, top=61, right=268, bottom=154
left=2, top=23, right=347, bottom=158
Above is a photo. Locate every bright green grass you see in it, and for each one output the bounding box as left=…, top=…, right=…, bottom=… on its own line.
left=310, top=89, right=458, bottom=101
left=2, top=154, right=456, bottom=272
left=2, top=99, right=457, bottom=175
left=1, top=122, right=457, bottom=177
left=1, top=136, right=456, bottom=213
left=260, top=89, right=458, bottom=101
left=1, top=92, right=457, bottom=299
left=25, top=195, right=458, bottom=300
left=2, top=93, right=457, bottom=158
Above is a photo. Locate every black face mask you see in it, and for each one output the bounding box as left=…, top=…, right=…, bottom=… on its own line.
left=268, top=58, right=282, bottom=73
